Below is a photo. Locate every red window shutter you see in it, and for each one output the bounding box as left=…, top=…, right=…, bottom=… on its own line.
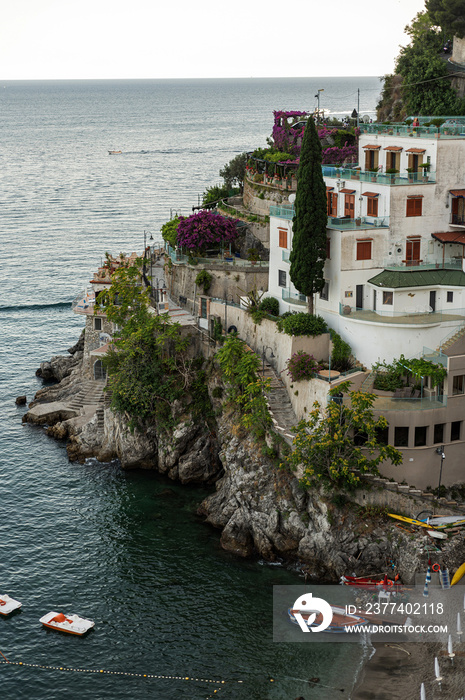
left=406, top=198, right=422, bottom=217
left=278, top=229, right=287, bottom=248
left=356, top=241, right=372, bottom=260
left=367, top=197, right=378, bottom=217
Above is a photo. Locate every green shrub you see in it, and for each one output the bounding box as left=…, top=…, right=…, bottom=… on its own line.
left=195, top=270, right=213, bottom=294
left=259, top=297, right=279, bottom=316
left=277, top=312, right=327, bottom=337
left=331, top=331, right=353, bottom=372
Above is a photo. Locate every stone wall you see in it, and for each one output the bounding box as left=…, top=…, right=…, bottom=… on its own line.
left=166, top=263, right=269, bottom=313
left=243, top=179, right=293, bottom=216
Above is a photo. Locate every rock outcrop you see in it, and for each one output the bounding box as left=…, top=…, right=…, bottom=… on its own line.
left=24, top=334, right=465, bottom=584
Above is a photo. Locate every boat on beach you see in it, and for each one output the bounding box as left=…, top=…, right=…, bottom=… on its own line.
left=39, top=611, right=95, bottom=635
left=288, top=605, right=369, bottom=632
left=0, top=594, right=22, bottom=615
left=341, top=574, right=402, bottom=589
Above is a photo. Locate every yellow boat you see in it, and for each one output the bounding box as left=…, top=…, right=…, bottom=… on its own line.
left=451, top=563, right=465, bottom=586
left=387, top=513, right=439, bottom=530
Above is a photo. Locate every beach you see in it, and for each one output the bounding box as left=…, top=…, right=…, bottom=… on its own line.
left=352, top=641, right=465, bottom=699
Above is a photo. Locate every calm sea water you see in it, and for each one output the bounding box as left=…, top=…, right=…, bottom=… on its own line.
left=0, top=78, right=380, bottom=699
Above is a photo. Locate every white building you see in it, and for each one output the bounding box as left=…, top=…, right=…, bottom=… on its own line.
left=268, top=121, right=465, bottom=367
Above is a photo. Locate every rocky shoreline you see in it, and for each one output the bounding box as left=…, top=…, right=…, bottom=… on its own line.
left=22, top=336, right=465, bottom=585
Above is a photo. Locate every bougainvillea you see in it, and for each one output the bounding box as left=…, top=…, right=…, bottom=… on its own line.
left=285, top=351, right=322, bottom=381
left=176, top=210, right=239, bottom=252
left=272, top=110, right=309, bottom=154
left=321, top=144, right=358, bottom=164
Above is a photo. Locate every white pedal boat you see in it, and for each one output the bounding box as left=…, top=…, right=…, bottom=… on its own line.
left=0, top=594, right=22, bottom=616
left=40, top=611, right=95, bottom=635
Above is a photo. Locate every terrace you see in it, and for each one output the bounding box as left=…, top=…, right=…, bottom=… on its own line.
left=270, top=204, right=389, bottom=230
left=339, top=303, right=465, bottom=325
left=322, top=165, right=436, bottom=186
left=359, top=122, right=465, bottom=139
left=165, top=245, right=269, bottom=268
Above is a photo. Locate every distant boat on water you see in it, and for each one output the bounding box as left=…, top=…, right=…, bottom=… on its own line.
left=108, top=150, right=122, bottom=155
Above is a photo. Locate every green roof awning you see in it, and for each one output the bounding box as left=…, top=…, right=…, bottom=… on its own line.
left=368, top=268, right=465, bottom=289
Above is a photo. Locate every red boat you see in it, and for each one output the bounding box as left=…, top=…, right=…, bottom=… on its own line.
left=341, top=574, right=402, bottom=589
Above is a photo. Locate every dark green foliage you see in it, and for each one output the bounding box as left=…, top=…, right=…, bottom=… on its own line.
left=97, top=264, right=193, bottom=431
left=259, top=297, right=280, bottom=316
left=289, top=117, right=327, bottom=314
left=160, top=216, right=180, bottom=247
left=379, top=11, right=465, bottom=118
left=331, top=332, right=353, bottom=372
left=426, top=0, right=465, bottom=38
left=332, top=130, right=356, bottom=148
left=277, top=312, right=327, bottom=337
left=216, top=335, right=271, bottom=435
left=202, top=184, right=229, bottom=207
left=195, top=269, right=213, bottom=294
left=219, top=152, right=248, bottom=191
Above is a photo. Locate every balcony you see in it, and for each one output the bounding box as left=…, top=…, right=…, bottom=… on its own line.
left=339, top=303, right=465, bottom=325
left=282, top=289, right=307, bottom=306
left=270, top=205, right=294, bottom=220
left=282, top=250, right=290, bottom=262
left=322, top=165, right=436, bottom=186
left=328, top=215, right=389, bottom=230
left=383, top=257, right=464, bottom=271
left=451, top=214, right=465, bottom=226
left=359, top=122, right=465, bottom=139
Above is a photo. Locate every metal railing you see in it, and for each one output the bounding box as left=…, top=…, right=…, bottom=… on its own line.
left=282, top=250, right=290, bottom=262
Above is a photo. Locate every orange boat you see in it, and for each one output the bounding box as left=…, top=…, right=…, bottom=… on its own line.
left=40, top=611, right=94, bottom=635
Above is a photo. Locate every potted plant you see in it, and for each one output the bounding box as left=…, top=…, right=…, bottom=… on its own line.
left=247, top=248, right=260, bottom=265
left=420, top=162, right=430, bottom=182
left=369, top=167, right=379, bottom=182
left=386, top=167, right=399, bottom=183
left=406, top=167, right=415, bottom=183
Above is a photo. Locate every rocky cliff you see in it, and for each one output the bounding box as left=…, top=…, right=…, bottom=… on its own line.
left=23, top=337, right=465, bottom=584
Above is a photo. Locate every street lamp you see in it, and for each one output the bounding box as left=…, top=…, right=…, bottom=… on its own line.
left=143, top=230, right=154, bottom=293
left=262, top=345, right=275, bottom=376
left=315, top=88, right=324, bottom=125
left=436, top=445, right=445, bottom=496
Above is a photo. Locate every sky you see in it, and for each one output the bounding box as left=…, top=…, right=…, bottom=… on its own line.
left=0, top=0, right=428, bottom=80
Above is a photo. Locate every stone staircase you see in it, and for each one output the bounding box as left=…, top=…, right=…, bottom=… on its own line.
left=261, top=363, right=298, bottom=445
left=67, top=380, right=106, bottom=413
left=437, top=323, right=465, bottom=352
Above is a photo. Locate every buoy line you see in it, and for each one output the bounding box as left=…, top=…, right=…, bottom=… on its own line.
left=0, top=659, right=239, bottom=687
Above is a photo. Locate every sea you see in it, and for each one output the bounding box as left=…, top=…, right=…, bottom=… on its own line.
left=0, top=77, right=381, bottom=699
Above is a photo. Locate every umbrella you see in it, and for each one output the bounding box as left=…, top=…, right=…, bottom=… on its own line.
left=423, top=559, right=432, bottom=598
left=434, top=656, right=442, bottom=683
left=458, top=612, right=463, bottom=637
left=448, top=634, right=455, bottom=659
left=420, top=682, right=426, bottom=700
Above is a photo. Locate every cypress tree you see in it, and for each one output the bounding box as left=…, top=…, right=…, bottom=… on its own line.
left=289, top=116, right=328, bottom=315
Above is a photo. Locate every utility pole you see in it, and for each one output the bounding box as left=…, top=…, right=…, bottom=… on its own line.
left=357, top=88, right=360, bottom=129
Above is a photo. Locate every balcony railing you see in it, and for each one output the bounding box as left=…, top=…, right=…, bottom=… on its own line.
left=322, top=165, right=436, bottom=185
left=359, top=123, right=465, bottom=139
left=339, top=303, right=465, bottom=325
left=328, top=215, right=389, bottom=230
left=270, top=205, right=294, bottom=220
left=282, top=250, right=290, bottom=262
left=383, top=257, right=464, bottom=271
left=282, top=289, right=307, bottom=306
left=451, top=214, right=465, bottom=226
